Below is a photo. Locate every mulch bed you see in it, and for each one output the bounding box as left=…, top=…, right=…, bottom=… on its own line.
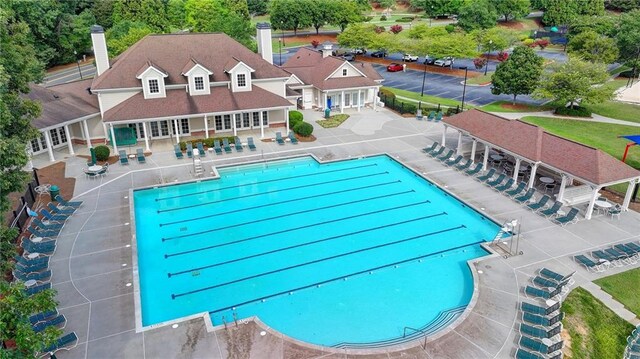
left=284, top=34, right=337, bottom=46
left=499, top=103, right=536, bottom=111
left=34, top=162, right=76, bottom=202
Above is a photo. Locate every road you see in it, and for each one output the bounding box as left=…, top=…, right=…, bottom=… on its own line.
left=43, top=63, right=96, bottom=87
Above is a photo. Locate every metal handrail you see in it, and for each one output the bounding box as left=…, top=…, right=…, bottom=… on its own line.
left=403, top=326, right=428, bottom=349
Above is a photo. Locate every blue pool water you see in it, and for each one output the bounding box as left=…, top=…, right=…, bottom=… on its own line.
left=133, top=155, right=500, bottom=347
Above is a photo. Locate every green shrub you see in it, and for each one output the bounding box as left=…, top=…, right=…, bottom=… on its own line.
left=378, top=88, right=395, bottom=100
left=403, top=103, right=417, bottom=114
left=179, top=136, right=236, bottom=151
left=555, top=106, right=592, bottom=117
left=518, top=34, right=529, bottom=41
left=289, top=110, right=304, bottom=128
left=380, top=15, right=387, bottom=21
left=523, top=38, right=535, bottom=46
left=395, top=18, right=412, bottom=22
left=444, top=24, right=455, bottom=33
left=446, top=107, right=459, bottom=116
left=293, top=121, right=314, bottom=137
left=94, top=145, right=110, bottom=161
left=363, top=15, right=373, bottom=22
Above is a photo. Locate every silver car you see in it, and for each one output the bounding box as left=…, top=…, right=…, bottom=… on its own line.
left=434, top=57, right=455, bottom=67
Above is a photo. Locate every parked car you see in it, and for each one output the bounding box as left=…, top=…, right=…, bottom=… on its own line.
left=386, top=63, right=404, bottom=72
left=371, top=50, right=387, bottom=58
left=434, top=57, right=455, bottom=67
left=423, top=55, right=436, bottom=65
left=402, top=54, right=419, bottom=62
left=351, top=48, right=366, bottom=55
left=341, top=53, right=355, bottom=61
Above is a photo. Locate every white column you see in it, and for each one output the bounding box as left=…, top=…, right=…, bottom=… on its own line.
left=143, top=122, right=150, bottom=151
left=204, top=115, right=209, bottom=139
left=323, top=92, right=327, bottom=109
left=43, top=130, right=55, bottom=162
left=585, top=186, right=601, bottom=220
left=340, top=90, right=344, bottom=114
left=259, top=111, right=265, bottom=138
left=512, top=158, right=521, bottom=181
left=441, top=125, right=447, bottom=146
left=83, top=119, right=92, bottom=148
left=622, top=179, right=637, bottom=210
left=357, top=89, right=361, bottom=112
left=527, top=163, right=539, bottom=189
left=482, top=144, right=489, bottom=171
left=456, top=131, right=463, bottom=155
left=64, top=125, right=74, bottom=155
left=470, top=139, right=477, bottom=162
left=232, top=114, right=237, bottom=137
left=109, top=123, right=118, bottom=154
left=372, top=89, right=377, bottom=110
left=557, top=174, right=568, bottom=202
left=285, top=109, right=290, bottom=133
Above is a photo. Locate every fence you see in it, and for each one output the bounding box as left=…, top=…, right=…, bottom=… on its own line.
left=379, top=93, right=461, bottom=116
left=8, top=170, right=40, bottom=232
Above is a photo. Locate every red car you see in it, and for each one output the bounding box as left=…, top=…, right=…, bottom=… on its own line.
left=387, top=63, right=404, bottom=72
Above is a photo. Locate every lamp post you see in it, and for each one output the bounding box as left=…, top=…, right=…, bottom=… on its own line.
left=278, top=38, right=282, bottom=66
left=73, top=50, right=83, bottom=80
left=418, top=55, right=428, bottom=110
left=459, top=66, right=468, bottom=112
left=484, top=40, right=492, bottom=75
left=281, top=21, right=285, bottom=46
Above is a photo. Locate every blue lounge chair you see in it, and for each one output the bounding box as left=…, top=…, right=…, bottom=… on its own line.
left=574, top=254, right=607, bottom=272
left=14, top=269, right=52, bottom=282
left=288, top=131, right=299, bottom=144
left=465, top=163, right=482, bottom=176
left=222, top=138, right=232, bottom=153
left=26, top=282, right=51, bottom=296
left=54, top=195, right=82, bottom=208
left=28, top=227, right=58, bottom=240
left=525, top=285, right=562, bottom=300
left=456, top=159, right=472, bottom=171
left=427, top=111, right=435, bottom=121
left=119, top=150, right=128, bottom=165
left=514, top=188, right=536, bottom=204
left=136, top=148, right=146, bottom=163
left=523, top=312, right=564, bottom=328
left=174, top=144, right=184, bottom=159
left=47, top=203, right=75, bottom=215
left=434, top=111, right=443, bottom=122
left=486, top=174, right=506, bottom=187
left=592, top=250, right=623, bottom=266
left=422, top=142, right=438, bottom=154
left=276, top=132, right=285, bottom=145
left=533, top=276, right=570, bottom=290
left=213, top=140, right=223, bottom=155
left=515, top=348, right=545, bottom=359
left=33, top=219, right=63, bottom=232
left=234, top=136, right=243, bottom=151
left=429, top=147, right=445, bottom=157
left=30, top=309, right=58, bottom=325
left=15, top=255, right=49, bottom=268
left=521, top=301, right=560, bottom=316
left=553, top=207, right=579, bottom=226
left=33, top=314, right=66, bottom=333
left=520, top=323, right=562, bottom=340
left=495, top=178, right=514, bottom=192
left=539, top=201, right=563, bottom=217
left=40, top=332, right=78, bottom=355
left=437, top=149, right=454, bottom=161
left=626, top=242, right=640, bottom=253
left=247, top=137, right=256, bottom=151
left=41, top=209, right=68, bottom=222
left=22, top=239, right=56, bottom=255
left=444, top=155, right=462, bottom=166
left=196, top=142, right=206, bottom=156
left=186, top=142, right=193, bottom=158
left=505, top=182, right=526, bottom=197
left=527, top=195, right=550, bottom=211
left=539, top=268, right=575, bottom=284
left=16, top=260, right=49, bottom=274
left=477, top=168, right=496, bottom=182
left=605, top=247, right=634, bottom=263
left=614, top=244, right=640, bottom=258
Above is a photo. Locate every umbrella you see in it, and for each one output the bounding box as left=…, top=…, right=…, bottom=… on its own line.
left=90, top=147, right=96, bottom=165
left=550, top=26, right=558, bottom=32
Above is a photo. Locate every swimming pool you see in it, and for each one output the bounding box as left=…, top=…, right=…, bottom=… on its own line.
left=133, top=155, right=500, bottom=347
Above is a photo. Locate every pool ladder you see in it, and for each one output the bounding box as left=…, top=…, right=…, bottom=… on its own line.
left=403, top=326, right=428, bottom=349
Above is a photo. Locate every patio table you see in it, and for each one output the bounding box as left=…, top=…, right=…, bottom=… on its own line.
left=27, top=252, right=40, bottom=259
left=539, top=177, right=555, bottom=184
left=31, top=237, right=42, bottom=243
left=24, top=279, right=37, bottom=287
left=88, top=165, right=102, bottom=172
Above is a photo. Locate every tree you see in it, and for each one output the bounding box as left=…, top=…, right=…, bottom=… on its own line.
left=112, top=0, right=169, bottom=31
left=457, top=0, right=499, bottom=32
left=248, top=0, right=270, bottom=15
left=91, top=0, right=115, bottom=29
left=327, top=0, right=362, bottom=32
left=410, top=32, right=478, bottom=59
left=617, top=10, right=640, bottom=64
left=57, top=10, right=96, bottom=64
left=576, top=0, right=605, bottom=15
left=185, top=0, right=254, bottom=49
left=306, top=0, right=330, bottom=34
left=605, top=0, right=640, bottom=11
left=481, top=27, right=517, bottom=53
left=569, top=15, right=618, bottom=38
left=337, top=23, right=378, bottom=49
left=270, top=0, right=311, bottom=35
left=223, top=0, right=251, bottom=21
left=106, top=21, right=153, bottom=56
left=167, top=0, right=187, bottom=29
left=541, top=0, right=577, bottom=26
left=491, top=46, right=543, bottom=104
left=533, top=57, right=613, bottom=109
left=494, top=0, right=531, bottom=22
left=568, top=30, right=619, bottom=64
left=422, top=0, right=464, bottom=17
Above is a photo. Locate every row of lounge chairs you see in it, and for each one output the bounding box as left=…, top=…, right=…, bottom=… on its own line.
left=625, top=326, right=640, bottom=359
left=574, top=241, right=640, bottom=272
left=118, top=149, right=146, bottom=165
left=417, top=110, right=443, bottom=122
left=174, top=137, right=258, bottom=159
left=276, top=131, right=299, bottom=145
left=423, top=142, right=580, bottom=226
left=516, top=268, right=574, bottom=359
left=18, top=195, right=80, bottom=356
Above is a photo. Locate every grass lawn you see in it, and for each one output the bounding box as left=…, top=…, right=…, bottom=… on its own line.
left=481, top=101, right=551, bottom=113
left=562, top=287, right=634, bottom=359
left=316, top=114, right=350, bottom=128
left=466, top=72, right=493, bottom=85
left=381, top=87, right=467, bottom=108
left=580, top=79, right=640, bottom=123
left=594, top=268, right=640, bottom=316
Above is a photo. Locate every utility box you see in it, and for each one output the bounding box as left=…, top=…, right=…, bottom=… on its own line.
left=49, top=185, right=60, bottom=202
left=324, top=108, right=331, bottom=118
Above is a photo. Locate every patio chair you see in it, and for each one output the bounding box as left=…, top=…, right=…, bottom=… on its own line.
left=519, top=323, right=562, bottom=340
left=519, top=335, right=563, bottom=355
left=494, top=178, right=514, bottom=192
left=213, top=140, right=223, bottom=155
left=553, top=207, right=579, bottom=226
left=422, top=142, right=438, bottom=154
left=626, top=241, right=640, bottom=254
left=539, top=201, right=563, bottom=217
left=40, top=332, right=78, bottom=356
left=222, top=138, right=232, bottom=153
left=505, top=182, right=526, bottom=197
left=527, top=195, right=550, bottom=211
left=33, top=314, right=66, bottom=333
left=614, top=244, right=640, bottom=259
left=276, top=132, right=285, bottom=145
left=533, top=275, right=570, bottom=290
left=247, top=137, right=256, bottom=151
left=476, top=168, right=496, bottom=182
left=26, top=282, right=51, bottom=296
left=574, top=254, right=608, bottom=272
left=16, top=260, right=49, bottom=274
left=33, top=218, right=63, bottom=232
left=539, top=268, right=575, bottom=285
left=608, top=204, right=622, bottom=219
left=444, top=155, right=462, bottom=166
left=427, top=111, right=435, bottom=121
left=41, top=209, right=68, bottom=222
left=174, top=144, right=184, bottom=159
left=524, top=285, right=562, bottom=300
left=514, top=189, right=536, bottom=204
left=234, top=136, right=243, bottom=151
left=22, top=239, right=56, bottom=255
left=429, top=146, right=445, bottom=157
left=136, top=148, right=146, bottom=163
left=47, top=203, right=75, bottom=216
left=28, top=226, right=59, bottom=239
left=437, top=148, right=454, bottom=161
left=13, top=269, right=52, bottom=282
left=592, top=250, right=624, bottom=267
left=515, top=348, right=545, bottom=359
left=53, top=195, right=82, bottom=209
left=30, top=309, right=58, bottom=325
left=456, top=158, right=472, bottom=171
left=434, top=111, right=443, bottom=122
left=186, top=142, right=193, bottom=158
left=288, top=131, right=299, bottom=144
left=119, top=150, right=128, bottom=165
left=486, top=174, right=506, bottom=187
left=194, top=142, right=205, bottom=156
left=465, top=163, right=482, bottom=176
left=521, top=301, right=561, bottom=316
left=523, top=312, right=564, bottom=327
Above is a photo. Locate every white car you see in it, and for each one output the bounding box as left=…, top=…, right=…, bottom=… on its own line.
left=434, top=57, right=455, bottom=67
left=402, top=54, right=419, bottom=62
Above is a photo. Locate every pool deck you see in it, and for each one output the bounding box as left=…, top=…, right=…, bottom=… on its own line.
left=35, top=108, right=640, bottom=359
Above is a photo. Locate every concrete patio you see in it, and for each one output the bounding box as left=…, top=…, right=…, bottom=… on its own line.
left=34, top=108, right=640, bottom=359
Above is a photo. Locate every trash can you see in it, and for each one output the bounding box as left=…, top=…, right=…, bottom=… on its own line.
left=324, top=108, right=331, bottom=119
left=49, top=185, right=60, bottom=202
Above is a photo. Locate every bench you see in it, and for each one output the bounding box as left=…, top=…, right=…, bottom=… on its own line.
left=561, top=185, right=598, bottom=206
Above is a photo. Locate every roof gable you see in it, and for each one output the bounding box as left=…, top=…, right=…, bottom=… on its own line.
left=136, top=61, right=169, bottom=79
left=181, top=59, right=213, bottom=76
left=225, top=59, right=255, bottom=74
left=325, top=61, right=367, bottom=80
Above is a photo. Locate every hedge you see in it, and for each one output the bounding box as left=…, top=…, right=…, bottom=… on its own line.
left=555, top=106, right=592, bottom=117
left=178, top=136, right=236, bottom=151
left=293, top=121, right=314, bottom=137
left=289, top=110, right=303, bottom=128
left=94, top=145, right=110, bottom=161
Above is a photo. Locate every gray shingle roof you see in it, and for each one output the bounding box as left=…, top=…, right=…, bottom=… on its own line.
left=26, top=79, right=99, bottom=129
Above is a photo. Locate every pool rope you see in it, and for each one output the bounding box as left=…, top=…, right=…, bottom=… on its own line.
left=166, top=211, right=448, bottom=277
left=170, top=224, right=468, bottom=300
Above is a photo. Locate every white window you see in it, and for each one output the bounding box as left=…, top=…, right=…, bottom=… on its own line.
left=242, top=113, right=250, bottom=128
left=58, top=127, right=67, bottom=143
left=262, top=111, right=269, bottom=125
left=237, top=74, right=246, bottom=87
left=194, top=76, right=204, bottom=91
left=235, top=114, right=242, bottom=128
left=148, top=79, right=159, bottom=94
left=30, top=138, right=41, bottom=152
left=50, top=129, right=60, bottom=146
left=342, top=69, right=347, bottom=76
left=40, top=133, right=47, bottom=149
left=180, top=119, right=190, bottom=134
left=223, top=115, right=232, bottom=130
left=252, top=112, right=260, bottom=127
left=214, top=115, right=223, bottom=131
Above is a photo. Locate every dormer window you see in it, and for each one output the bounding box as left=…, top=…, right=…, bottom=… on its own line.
left=148, top=79, right=159, bottom=94
left=194, top=76, right=204, bottom=91
left=237, top=74, right=247, bottom=87
left=342, top=69, right=347, bottom=76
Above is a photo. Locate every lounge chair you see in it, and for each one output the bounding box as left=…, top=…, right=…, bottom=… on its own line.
left=234, top=136, right=243, bottom=151
left=523, top=312, right=565, bottom=327
left=28, top=227, right=58, bottom=240
left=46, top=203, right=74, bottom=216
left=14, top=269, right=52, bottom=282
left=54, top=195, right=82, bottom=209
left=40, top=332, right=78, bottom=355
left=514, top=189, right=536, bottom=204
left=288, top=132, right=299, bottom=144
left=22, top=239, right=56, bottom=255
left=213, top=140, right=223, bottom=155
left=444, top=155, right=462, bottom=166
left=515, top=348, right=545, bottom=359
left=524, top=285, right=562, bottom=300
left=495, top=178, right=515, bottom=192
left=427, top=111, right=435, bottom=121
left=520, top=323, right=562, bottom=340
left=521, top=301, right=560, bottom=316
left=519, top=335, right=563, bottom=355
left=435, top=111, right=443, bottom=122
left=456, top=159, right=472, bottom=171
left=276, top=132, right=285, bottom=145
left=614, top=244, right=640, bottom=259
left=30, top=309, right=58, bottom=325
left=539, top=201, right=563, bottom=217
left=136, top=148, right=146, bottom=163
left=247, top=137, right=256, bottom=151
left=574, top=254, right=608, bottom=272
left=222, top=138, right=232, bottom=153
left=26, top=282, right=51, bottom=296
left=16, top=260, right=49, bottom=274
left=33, top=314, right=66, bottom=333
left=119, top=150, right=128, bottom=165
left=194, top=142, right=204, bottom=156
left=174, top=144, right=184, bottom=159
left=533, top=276, right=570, bottom=290
left=553, top=207, right=579, bottom=226
left=505, top=182, right=526, bottom=197
left=437, top=149, right=454, bottom=161
left=592, top=250, right=624, bottom=267
left=186, top=142, right=193, bottom=158
left=477, top=168, right=496, bottom=182
left=15, top=255, right=49, bottom=268
left=605, top=247, right=636, bottom=264
left=429, top=147, right=445, bottom=157
left=486, top=174, right=506, bottom=187
left=527, top=195, right=550, bottom=211
left=32, top=219, right=63, bottom=232
left=539, top=268, right=575, bottom=284
left=422, top=142, right=438, bottom=154
left=41, top=209, right=68, bottom=222
left=626, top=241, right=640, bottom=253
left=465, top=163, right=482, bottom=176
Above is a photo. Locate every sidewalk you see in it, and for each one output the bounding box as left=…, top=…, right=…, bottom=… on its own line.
left=488, top=110, right=640, bottom=128
left=581, top=282, right=640, bottom=326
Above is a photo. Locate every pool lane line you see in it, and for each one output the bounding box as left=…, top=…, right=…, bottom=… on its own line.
left=205, top=238, right=484, bottom=315
left=157, top=170, right=391, bottom=214
left=161, top=189, right=417, bottom=241
left=171, top=224, right=466, bottom=299
left=159, top=180, right=401, bottom=227
left=164, top=199, right=431, bottom=257
left=166, top=211, right=447, bottom=277
left=154, top=163, right=378, bottom=201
